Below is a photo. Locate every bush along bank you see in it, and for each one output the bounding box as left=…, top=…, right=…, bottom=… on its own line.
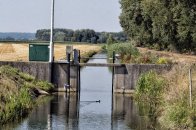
left=0, top=65, right=54, bottom=124
left=134, top=70, right=166, bottom=129
left=106, top=42, right=172, bottom=64
left=135, top=66, right=196, bottom=130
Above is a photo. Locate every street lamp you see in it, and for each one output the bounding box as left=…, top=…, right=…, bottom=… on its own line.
left=49, top=0, right=55, bottom=62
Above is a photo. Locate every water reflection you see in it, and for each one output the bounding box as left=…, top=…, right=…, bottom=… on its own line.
left=113, top=94, right=138, bottom=130
left=49, top=93, right=79, bottom=130
left=1, top=93, right=162, bottom=130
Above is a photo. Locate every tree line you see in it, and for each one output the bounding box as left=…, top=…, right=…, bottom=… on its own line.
left=0, top=33, right=35, bottom=41
left=119, top=0, right=196, bottom=53
left=35, top=29, right=127, bottom=44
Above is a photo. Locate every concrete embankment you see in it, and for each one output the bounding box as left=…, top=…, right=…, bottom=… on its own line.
left=0, top=61, right=171, bottom=93
left=114, top=64, right=172, bottom=93
left=0, top=61, right=78, bottom=92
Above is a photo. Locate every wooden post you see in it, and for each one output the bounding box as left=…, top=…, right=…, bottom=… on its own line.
left=189, top=69, right=193, bottom=108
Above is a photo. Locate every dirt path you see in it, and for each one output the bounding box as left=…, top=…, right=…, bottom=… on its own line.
left=137, top=47, right=196, bottom=64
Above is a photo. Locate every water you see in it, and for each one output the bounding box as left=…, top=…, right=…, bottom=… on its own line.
left=1, top=53, right=161, bottom=130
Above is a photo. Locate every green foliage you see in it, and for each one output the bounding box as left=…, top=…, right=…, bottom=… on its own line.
left=160, top=100, right=196, bottom=129
left=107, top=34, right=116, bottom=45
left=0, top=87, right=33, bottom=124
left=0, top=65, right=54, bottom=124
left=36, top=29, right=127, bottom=44
left=135, top=71, right=165, bottom=102
left=80, top=50, right=98, bottom=63
left=134, top=52, right=158, bottom=64
left=0, top=65, right=19, bottom=76
left=107, top=42, right=140, bottom=61
left=134, top=71, right=166, bottom=128
left=106, top=42, right=172, bottom=64
left=101, top=45, right=107, bottom=51
left=156, top=57, right=172, bottom=64
left=35, top=81, right=54, bottom=92
left=0, top=32, right=35, bottom=41
left=19, top=72, right=35, bottom=82
left=119, top=0, right=196, bottom=53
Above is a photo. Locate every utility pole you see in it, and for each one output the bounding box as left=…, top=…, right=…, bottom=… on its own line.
left=49, top=0, right=55, bottom=62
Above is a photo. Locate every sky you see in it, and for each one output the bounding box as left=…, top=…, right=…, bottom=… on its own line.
left=0, top=0, right=122, bottom=33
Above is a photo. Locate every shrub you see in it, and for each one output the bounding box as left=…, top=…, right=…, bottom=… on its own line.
left=107, top=42, right=173, bottom=64
left=135, top=52, right=158, bottom=64
left=156, top=57, right=171, bottom=64
left=107, top=42, right=140, bottom=61
left=159, top=100, right=195, bottom=129
left=135, top=71, right=166, bottom=102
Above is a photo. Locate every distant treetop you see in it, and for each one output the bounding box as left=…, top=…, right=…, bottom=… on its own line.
left=35, top=28, right=127, bottom=44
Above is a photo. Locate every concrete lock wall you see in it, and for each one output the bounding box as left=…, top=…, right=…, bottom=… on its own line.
left=0, top=61, right=171, bottom=93
left=0, top=61, right=52, bottom=81
left=114, top=64, right=172, bottom=93
left=0, top=61, right=78, bottom=92
left=52, top=62, right=78, bottom=92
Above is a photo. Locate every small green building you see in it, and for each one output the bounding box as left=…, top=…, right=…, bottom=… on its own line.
left=29, top=44, right=49, bottom=61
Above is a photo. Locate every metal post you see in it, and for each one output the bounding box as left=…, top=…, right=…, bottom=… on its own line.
left=66, top=93, right=70, bottom=125
left=49, top=0, right=55, bottom=62
left=112, top=51, right=115, bottom=94
left=189, top=69, right=193, bottom=108
left=111, top=51, right=115, bottom=130
left=67, top=53, right=71, bottom=94
left=78, top=50, right=81, bottom=101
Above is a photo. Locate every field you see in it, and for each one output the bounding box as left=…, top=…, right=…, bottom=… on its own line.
left=0, top=42, right=102, bottom=61
left=137, top=47, right=196, bottom=64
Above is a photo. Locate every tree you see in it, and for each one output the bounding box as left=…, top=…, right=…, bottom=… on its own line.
left=35, top=29, right=128, bottom=44
left=107, top=34, right=116, bottom=45
left=119, top=0, right=196, bottom=53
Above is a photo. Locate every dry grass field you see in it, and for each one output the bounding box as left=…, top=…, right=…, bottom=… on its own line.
left=138, top=47, right=196, bottom=64
left=0, top=43, right=102, bottom=61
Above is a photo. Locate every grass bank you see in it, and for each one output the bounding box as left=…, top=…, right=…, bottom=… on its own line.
left=159, top=64, right=196, bottom=129
left=135, top=64, right=196, bottom=129
left=105, top=42, right=172, bottom=64
left=79, top=50, right=98, bottom=63
left=0, top=65, right=54, bottom=124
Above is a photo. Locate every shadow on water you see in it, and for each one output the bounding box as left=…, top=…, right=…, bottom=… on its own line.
left=1, top=53, right=162, bottom=130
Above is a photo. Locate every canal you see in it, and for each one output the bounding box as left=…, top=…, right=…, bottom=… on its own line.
left=1, top=53, right=161, bottom=130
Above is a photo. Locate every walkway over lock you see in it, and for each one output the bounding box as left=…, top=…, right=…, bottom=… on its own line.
left=79, top=63, right=124, bottom=67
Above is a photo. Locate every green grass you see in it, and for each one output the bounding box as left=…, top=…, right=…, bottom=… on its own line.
left=159, top=93, right=196, bottom=129
left=107, top=42, right=140, bottom=61
left=134, top=71, right=166, bottom=129
left=135, top=65, right=196, bottom=129
left=0, top=65, right=54, bottom=124
left=135, top=70, right=166, bottom=102
left=80, top=50, right=98, bottom=63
